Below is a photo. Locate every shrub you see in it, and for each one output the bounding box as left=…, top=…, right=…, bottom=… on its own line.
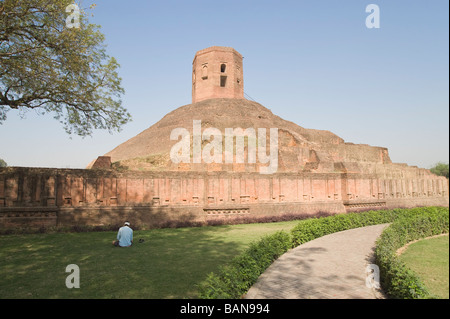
left=375, top=206, right=449, bottom=299
left=197, top=206, right=449, bottom=299
left=290, top=209, right=400, bottom=246
left=197, top=231, right=291, bottom=299
left=289, top=207, right=446, bottom=247
left=430, top=162, right=449, bottom=178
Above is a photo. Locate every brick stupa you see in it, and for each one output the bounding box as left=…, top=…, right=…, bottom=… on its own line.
left=1, top=46, right=447, bottom=230
left=96, top=46, right=433, bottom=179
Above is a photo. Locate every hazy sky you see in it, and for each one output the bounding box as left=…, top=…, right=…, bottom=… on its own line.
left=1, top=0, right=448, bottom=169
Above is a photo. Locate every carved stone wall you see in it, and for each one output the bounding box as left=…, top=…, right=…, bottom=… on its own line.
left=1, top=167, right=447, bottom=229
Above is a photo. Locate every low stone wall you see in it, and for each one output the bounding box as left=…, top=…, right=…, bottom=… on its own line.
left=0, top=167, right=448, bottom=229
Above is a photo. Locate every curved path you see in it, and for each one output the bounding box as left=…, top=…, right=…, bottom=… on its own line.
left=245, top=224, right=389, bottom=299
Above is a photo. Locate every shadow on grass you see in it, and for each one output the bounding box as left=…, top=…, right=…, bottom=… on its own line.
left=0, top=223, right=284, bottom=299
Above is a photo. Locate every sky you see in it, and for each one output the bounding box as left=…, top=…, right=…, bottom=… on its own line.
left=0, top=0, right=448, bottom=169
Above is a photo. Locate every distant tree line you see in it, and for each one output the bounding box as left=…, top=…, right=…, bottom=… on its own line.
left=430, top=162, right=449, bottom=178
left=0, top=158, right=7, bottom=167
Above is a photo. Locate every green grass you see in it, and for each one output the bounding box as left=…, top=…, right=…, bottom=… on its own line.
left=0, top=220, right=298, bottom=299
left=399, top=235, right=449, bottom=299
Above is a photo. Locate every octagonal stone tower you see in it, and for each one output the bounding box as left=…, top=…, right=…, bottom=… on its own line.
left=192, top=46, right=244, bottom=103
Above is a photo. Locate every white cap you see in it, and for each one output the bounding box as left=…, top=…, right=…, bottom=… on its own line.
left=124, top=222, right=130, bottom=226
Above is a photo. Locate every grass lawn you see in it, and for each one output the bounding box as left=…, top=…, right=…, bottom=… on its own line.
left=0, top=220, right=299, bottom=299
left=399, top=235, right=449, bottom=299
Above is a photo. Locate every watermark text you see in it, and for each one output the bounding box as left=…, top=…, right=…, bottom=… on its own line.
left=170, top=120, right=278, bottom=174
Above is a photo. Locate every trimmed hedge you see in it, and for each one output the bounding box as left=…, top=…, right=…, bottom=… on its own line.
left=375, top=206, right=449, bottom=299
left=290, top=208, right=401, bottom=246
left=197, top=231, right=292, bottom=299
left=197, top=206, right=449, bottom=299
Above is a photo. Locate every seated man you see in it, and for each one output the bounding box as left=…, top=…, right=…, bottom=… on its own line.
left=113, top=221, right=133, bottom=247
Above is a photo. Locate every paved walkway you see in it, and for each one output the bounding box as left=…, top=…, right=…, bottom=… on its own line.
left=245, top=224, right=389, bottom=299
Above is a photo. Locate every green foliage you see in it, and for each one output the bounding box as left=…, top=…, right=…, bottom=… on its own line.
left=0, top=0, right=131, bottom=136
left=290, top=209, right=400, bottom=246
left=290, top=206, right=449, bottom=299
left=375, top=207, right=449, bottom=299
left=430, top=162, right=449, bottom=179
left=0, top=158, right=6, bottom=167
left=197, top=231, right=292, bottom=299
left=198, top=207, right=449, bottom=299
left=398, top=236, right=449, bottom=299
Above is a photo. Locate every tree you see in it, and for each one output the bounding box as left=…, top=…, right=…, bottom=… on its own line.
left=0, top=158, right=7, bottom=167
left=430, top=162, right=449, bottom=179
left=0, top=0, right=131, bottom=136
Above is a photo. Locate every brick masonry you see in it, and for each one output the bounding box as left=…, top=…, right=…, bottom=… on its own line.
left=1, top=47, right=448, bottom=229
left=0, top=167, right=448, bottom=229
left=192, top=46, right=244, bottom=103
